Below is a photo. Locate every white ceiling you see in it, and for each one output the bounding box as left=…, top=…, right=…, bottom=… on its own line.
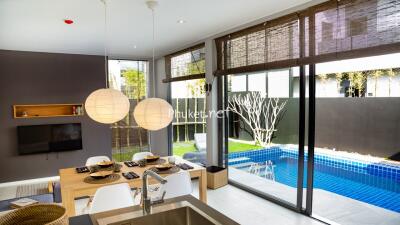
left=0, top=0, right=320, bottom=59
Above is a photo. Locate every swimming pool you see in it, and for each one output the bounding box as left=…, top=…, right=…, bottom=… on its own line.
left=228, top=146, right=400, bottom=212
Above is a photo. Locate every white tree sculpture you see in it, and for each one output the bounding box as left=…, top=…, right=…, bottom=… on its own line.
left=227, top=92, right=287, bottom=147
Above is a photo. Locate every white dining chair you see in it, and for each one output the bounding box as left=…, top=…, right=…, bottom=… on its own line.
left=85, top=156, right=111, bottom=166
left=89, top=183, right=135, bottom=214
left=132, top=152, right=153, bottom=161
left=155, top=171, right=192, bottom=200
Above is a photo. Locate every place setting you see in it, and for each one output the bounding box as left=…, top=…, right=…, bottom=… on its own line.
left=142, top=155, right=166, bottom=165
left=148, top=163, right=180, bottom=174
left=80, top=160, right=123, bottom=184
left=146, top=156, right=195, bottom=174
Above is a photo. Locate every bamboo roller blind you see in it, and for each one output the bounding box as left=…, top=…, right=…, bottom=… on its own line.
left=163, top=43, right=206, bottom=83
left=215, top=0, right=400, bottom=76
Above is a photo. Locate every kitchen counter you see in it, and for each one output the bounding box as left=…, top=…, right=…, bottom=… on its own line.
left=69, top=195, right=239, bottom=225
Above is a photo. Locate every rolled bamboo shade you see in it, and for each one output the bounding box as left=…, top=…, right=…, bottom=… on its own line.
left=215, top=0, right=400, bottom=76
left=164, top=43, right=206, bottom=83
left=313, top=0, right=400, bottom=57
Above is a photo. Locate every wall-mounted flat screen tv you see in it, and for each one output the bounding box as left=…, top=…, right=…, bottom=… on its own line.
left=17, top=123, right=83, bottom=155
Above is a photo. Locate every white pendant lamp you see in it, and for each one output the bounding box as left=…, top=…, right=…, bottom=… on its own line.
left=134, top=98, right=174, bottom=131
left=133, top=0, right=174, bottom=131
left=85, top=0, right=130, bottom=124
left=85, top=88, right=130, bottom=124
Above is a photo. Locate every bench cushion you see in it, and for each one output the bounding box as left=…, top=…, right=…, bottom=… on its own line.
left=0, top=194, right=54, bottom=212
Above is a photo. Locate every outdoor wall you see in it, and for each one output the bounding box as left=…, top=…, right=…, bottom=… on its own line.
left=232, top=97, right=400, bottom=158
left=273, top=98, right=300, bottom=145
left=0, top=50, right=111, bottom=182
left=274, top=98, right=399, bottom=158
left=314, top=98, right=400, bottom=158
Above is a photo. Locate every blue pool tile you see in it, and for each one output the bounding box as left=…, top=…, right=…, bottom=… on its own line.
left=228, top=147, right=400, bottom=213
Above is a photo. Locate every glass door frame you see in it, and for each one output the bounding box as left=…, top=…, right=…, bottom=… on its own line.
left=217, top=65, right=317, bottom=216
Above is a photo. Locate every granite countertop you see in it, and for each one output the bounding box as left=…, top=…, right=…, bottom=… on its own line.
left=69, top=195, right=239, bottom=225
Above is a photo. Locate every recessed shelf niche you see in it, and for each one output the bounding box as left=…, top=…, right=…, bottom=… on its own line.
left=13, top=104, right=84, bottom=119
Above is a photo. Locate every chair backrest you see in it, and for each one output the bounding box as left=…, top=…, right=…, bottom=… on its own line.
left=159, top=171, right=192, bottom=200
left=86, top=156, right=111, bottom=166
left=132, top=152, right=153, bottom=161
left=89, top=183, right=134, bottom=214
left=194, top=133, right=207, bottom=143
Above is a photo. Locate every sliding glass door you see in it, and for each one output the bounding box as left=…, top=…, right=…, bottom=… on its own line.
left=215, top=0, right=400, bottom=222
left=222, top=67, right=308, bottom=208
left=311, top=54, right=400, bottom=224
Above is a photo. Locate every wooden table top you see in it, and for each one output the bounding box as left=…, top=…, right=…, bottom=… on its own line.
left=59, top=157, right=205, bottom=191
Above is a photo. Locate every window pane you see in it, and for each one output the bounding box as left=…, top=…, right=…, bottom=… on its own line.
left=248, top=73, right=266, bottom=96
left=171, top=47, right=205, bottom=78
left=314, top=53, right=400, bottom=98
left=108, top=60, right=149, bottom=161
left=171, top=79, right=207, bottom=165
left=229, top=75, right=247, bottom=92
left=268, top=70, right=290, bottom=97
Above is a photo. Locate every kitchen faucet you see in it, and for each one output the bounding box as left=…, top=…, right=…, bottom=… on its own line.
left=141, top=169, right=167, bottom=215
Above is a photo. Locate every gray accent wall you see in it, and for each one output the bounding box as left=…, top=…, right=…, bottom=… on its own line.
left=0, top=50, right=111, bottom=182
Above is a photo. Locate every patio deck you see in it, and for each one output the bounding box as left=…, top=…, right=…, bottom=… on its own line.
left=229, top=167, right=400, bottom=225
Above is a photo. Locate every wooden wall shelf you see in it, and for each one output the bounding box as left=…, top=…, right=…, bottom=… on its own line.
left=13, top=104, right=84, bottom=119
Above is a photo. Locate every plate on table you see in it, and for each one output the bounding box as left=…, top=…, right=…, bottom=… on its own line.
left=145, top=155, right=160, bottom=162
left=149, top=165, right=180, bottom=174
left=146, top=158, right=167, bottom=165
left=155, top=163, right=173, bottom=171
left=97, top=161, right=114, bottom=168
left=90, top=171, right=113, bottom=179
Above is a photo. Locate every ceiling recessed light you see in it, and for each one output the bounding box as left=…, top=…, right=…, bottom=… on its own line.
left=177, top=19, right=186, bottom=24
left=133, top=45, right=137, bottom=49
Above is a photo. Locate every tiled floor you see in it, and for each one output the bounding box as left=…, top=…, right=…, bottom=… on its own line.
left=190, top=180, right=324, bottom=225
left=229, top=168, right=400, bottom=225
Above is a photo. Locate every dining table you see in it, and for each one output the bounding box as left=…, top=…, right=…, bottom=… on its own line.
left=59, top=156, right=207, bottom=217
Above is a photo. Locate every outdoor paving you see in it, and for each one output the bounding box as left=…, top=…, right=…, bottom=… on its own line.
left=229, top=167, right=400, bottom=225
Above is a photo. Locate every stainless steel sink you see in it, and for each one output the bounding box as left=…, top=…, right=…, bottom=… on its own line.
left=110, top=206, right=218, bottom=225
left=95, top=201, right=224, bottom=225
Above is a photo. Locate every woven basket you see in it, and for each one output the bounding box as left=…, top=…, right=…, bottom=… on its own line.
left=0, top=204, right=68, bottom=225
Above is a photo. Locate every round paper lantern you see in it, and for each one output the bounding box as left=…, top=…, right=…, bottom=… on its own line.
left=133, top=98, right=174, bottom=131
left=85, top=88, right=130, bottom=124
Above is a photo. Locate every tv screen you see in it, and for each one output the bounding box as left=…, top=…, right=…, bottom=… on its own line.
left=17, top=123, right=82, bottom=155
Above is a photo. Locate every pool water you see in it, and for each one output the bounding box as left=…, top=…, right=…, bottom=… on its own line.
left=229, top=147, right=400, bottom=212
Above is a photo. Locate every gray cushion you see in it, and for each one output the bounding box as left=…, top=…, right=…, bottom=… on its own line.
left=0, top=194, right=54, bottom=212
left=183, top=151, right=207, bottom=166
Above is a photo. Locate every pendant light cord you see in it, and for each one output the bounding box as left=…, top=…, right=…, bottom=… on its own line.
left=102, top=0, right=108, bottom=88
left=151, top=7, right=156, bottom=97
